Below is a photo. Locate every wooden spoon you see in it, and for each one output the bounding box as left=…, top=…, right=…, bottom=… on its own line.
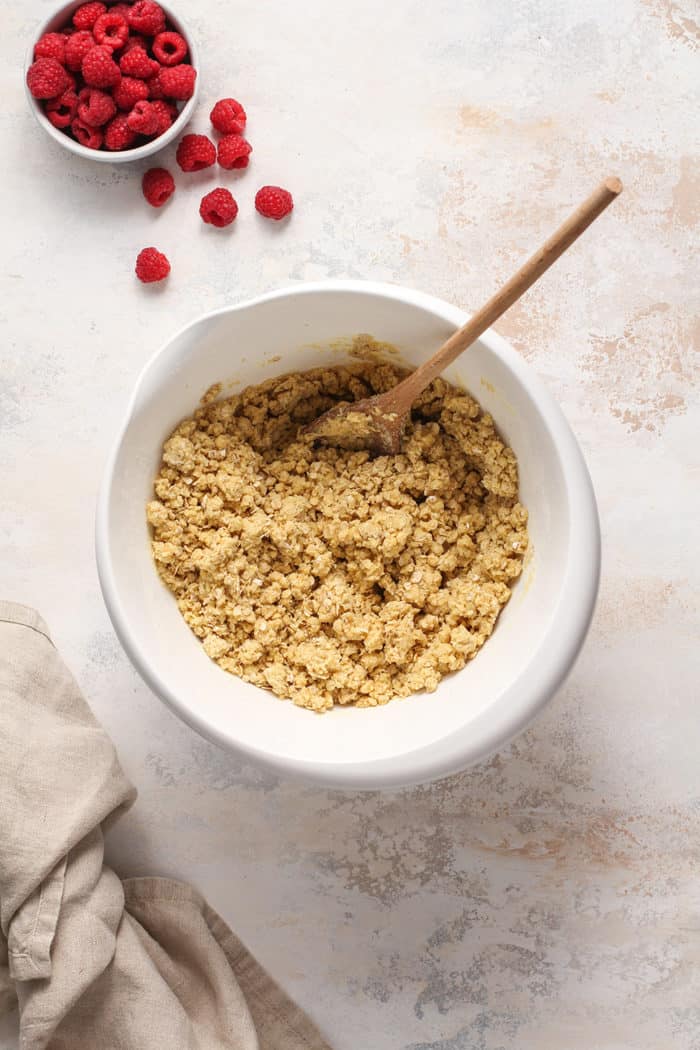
left=304, top=177, right=622, bottom=455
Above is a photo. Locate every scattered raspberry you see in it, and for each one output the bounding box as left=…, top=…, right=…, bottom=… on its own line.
left=104, top=112, right=137, bottom=150
left=119, top=45, right=159, bottom=80
left=72, top=1, right=106, bottom=30
left=127, top=1, right=166, bottom=36
left=113, top=76, right=149, bottom=111
left=82, top=45, right=121, bottom=89
left=142, top=167, right=175, bottom=207
left=26, top=57, right=70, bottom=100
left=210, top=98, right=246, bottom=136
left=136, top=247, right=170, bottom=283
left=64, top=30, right=94, bottom=72
left=199, top=187, right=238, bottom=228
left=71, top=117, right=103, bottom=149
left=127, top=99, right=158, bottom=134
left=93, top=12, right=129, bottom=51
left=152, top=31, right=188, bottom=66
left=158, top=64, right=196, bottom=100
left=77, top=86, right=116, bottom=126
left=255, top=185, right=294, bottom=220
left=34, top=32, right=66, bottom=64
left=217, top=134, right=252, bottom=170
left=45, top=89, right=79, bottom=129
left=176, top=133, right=215, bottom=172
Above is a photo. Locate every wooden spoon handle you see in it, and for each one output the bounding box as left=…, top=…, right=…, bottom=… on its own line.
left=396, top=177, right=622, bottom=402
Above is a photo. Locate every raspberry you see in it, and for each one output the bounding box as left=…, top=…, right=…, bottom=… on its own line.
left=34, top=32, right=66, bottom=64
left=127, top=1, right=166, bottom=36
left=158, top=64, right=196, bottom=101
left=26, top=57, right=70, bottom=100
left=210, top=98, right=246, bottom=136
left=152, top=31, right=188, bottom=66
left=127, top=99, right=158, bottom=134
left=82, top=45, right=121, bottom=89
left=45, top=89, right=79, bottom=129
left=109, top=3, right=132, bottom=17
left=77, top=86, right=116, bottom=127
left=113, top=76, right=149, bottom=110
left=136, top=247, right=170, bottom=283
left=104, top=112, right=137, bottom=150
left=71, top=117, right=103, bottom=149
left=93, top=12, right=129, bottom=51
left=72, top=2, right=106, bottom=30
left=176, top=133, right=215, bottom=172
left=119, top=45, right=159, bottom=79
left=199, top=188, right=238, bottom=228
left=149, top=99, right=177, bottom=134
left=255, top=185, right=294, bottom=220
left=145, top=71, right=164, bottom=99
left=217, top=134, right=252, bottom=170
left=123, top=33, right=149, bottom=52
left=142, top=167, right=175, bottom=207
left=64, top=30, right=94, bottom=72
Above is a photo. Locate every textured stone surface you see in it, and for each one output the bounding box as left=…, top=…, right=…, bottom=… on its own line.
left=1, top=1, right=698, bottom=1047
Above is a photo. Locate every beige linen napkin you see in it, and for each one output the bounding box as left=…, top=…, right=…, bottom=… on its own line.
left=0, top=602, right=331, bottom=1050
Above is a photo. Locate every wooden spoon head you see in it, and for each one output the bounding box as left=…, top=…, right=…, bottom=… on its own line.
left=302, top=394, right=407, bottom=456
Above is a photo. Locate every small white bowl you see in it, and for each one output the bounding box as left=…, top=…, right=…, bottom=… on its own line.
left=96, top=281, right=601, bottom=789
left=25, top=1, right=199, bottom=163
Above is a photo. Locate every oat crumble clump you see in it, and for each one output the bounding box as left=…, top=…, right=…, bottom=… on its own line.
left=147, top=343, right=528, bottom=712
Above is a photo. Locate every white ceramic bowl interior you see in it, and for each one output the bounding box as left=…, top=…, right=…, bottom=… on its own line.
left=97, top=281, right=600, bottom=789
left=26, top=1, right=199, bottom=163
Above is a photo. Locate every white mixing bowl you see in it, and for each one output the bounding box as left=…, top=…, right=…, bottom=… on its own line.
left=96, top=281, right=600, bottom=789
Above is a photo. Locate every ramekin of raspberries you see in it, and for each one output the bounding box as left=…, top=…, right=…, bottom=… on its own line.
left=25, top=1, right=199, bottom=161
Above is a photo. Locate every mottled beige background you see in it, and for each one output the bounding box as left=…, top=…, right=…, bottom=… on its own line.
left=1, top=1, right=699, bottom=1048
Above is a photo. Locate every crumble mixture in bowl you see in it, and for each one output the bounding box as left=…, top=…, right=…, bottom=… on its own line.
left=147, top=339, right=529, bottom=712
left=98, top=280, right=601, bottom=786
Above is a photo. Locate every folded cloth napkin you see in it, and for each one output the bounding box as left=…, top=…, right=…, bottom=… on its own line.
left=0, top=602, right=331, bottom=1050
